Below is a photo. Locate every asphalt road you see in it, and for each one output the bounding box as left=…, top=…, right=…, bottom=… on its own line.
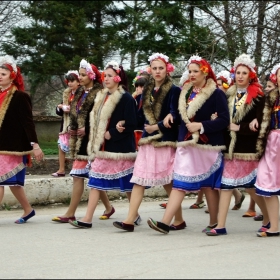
left=0, top=196, right=279, bottom=279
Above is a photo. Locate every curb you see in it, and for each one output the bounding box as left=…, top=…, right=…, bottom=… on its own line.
left=1, top=176, right=168, bottom=207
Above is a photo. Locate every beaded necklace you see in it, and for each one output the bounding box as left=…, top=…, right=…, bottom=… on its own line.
left=236, top=87, right=247, bottom=98
left=0, top=84, right=13, bottom=93
left=234, top=91, right=247, bottom=111
left=185, top=86, right=197, bottom=109
left=76, top=88, right=91, bottom=114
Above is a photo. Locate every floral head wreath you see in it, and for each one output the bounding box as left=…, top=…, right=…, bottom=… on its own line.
left=0, top=55, right=17, bottom=73
left=132, top=68, right=150, bottom=86
left=65, top=70, right=79, bottom=77
left=132, top=75, right=142, bottom=87
left=0, top=55, right=24, bottom=91
left=269, top=63, right=280, bottom=85
left=231, top=54, right=263, bottom=104
left=179, top=70, right=189, bottom=86
left=147, top=52, right=175, bottom=74
left=216, top=70, right=233, bottom=89
left=187, top=55, right=216, bottom=82
left=102, top=60, right=122, bottom=83
left=231, top=53, right=257, bottom=80
left=104, top=60, right=120, bottom=73
left=64, top=70, right=79, bottom=84
left=79, top=59, right=96, bottom=80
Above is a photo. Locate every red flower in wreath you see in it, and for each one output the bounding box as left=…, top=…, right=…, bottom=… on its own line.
left=200, top=65, right=209, bottom=74
left=249, top=71, right=257, bottom=79
left=270, top=73, right=277, bottom=84
left=101, top=71, right=105, bottom=81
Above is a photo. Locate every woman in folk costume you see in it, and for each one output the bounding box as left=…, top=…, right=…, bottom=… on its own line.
left=131, top=73, right=149, bottom=150
left=206, top=53, right=269, bottom=236
left=215, top=70, right=246, bottom=211
left=254, top=63, right=280, bottom=237
left=52, top=59, right=114, bottom=224
left=113, top=53, right=182, bottom=232
left=52, top=70, right=81, bottom=177
left=0, top=55, right=44, bottom=224
left=147, top=55, right=230, bottom=234
left=69, top=61, right=138, bottom=229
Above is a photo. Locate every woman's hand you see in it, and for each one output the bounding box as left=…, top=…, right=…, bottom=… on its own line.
left=62, top=105, right=70, bottom=113
left=116, top=120, right=125, bottom=133
left=186, top=122, right=202, bottom=133
left=163, top=113, right=173, bottom=128
left=104, top=131, right=111, bottom=140
left=32, top=144, right=44, bottom=162
left=211, top=112, right=218, bottom=120
left=144, top=124, right=158, bottom=134
left=68, top=129, right=78, bottom=136
left=249, top=118, right=258, bottom=132
left=77, top=127, right=85, bottom=137
left=228, top=123, right=240, bottom=131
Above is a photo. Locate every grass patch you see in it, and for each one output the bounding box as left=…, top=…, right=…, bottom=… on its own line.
left=39, top=140, right=59, bottom=155
left=2, top=203, right=11, bottom=211
left=62, top=197, right=71, bottom=205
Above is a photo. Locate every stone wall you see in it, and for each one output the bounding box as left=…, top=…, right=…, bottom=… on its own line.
left=1, top=177, right=168, bottom=207
left=33, top=116, right=62, bottom=142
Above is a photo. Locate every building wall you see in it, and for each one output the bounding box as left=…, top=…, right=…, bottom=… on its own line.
left=33, top=116, right=61, bottom=142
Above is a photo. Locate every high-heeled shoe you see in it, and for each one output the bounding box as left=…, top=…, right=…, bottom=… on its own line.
left=15, top=209, right=35, bottom=224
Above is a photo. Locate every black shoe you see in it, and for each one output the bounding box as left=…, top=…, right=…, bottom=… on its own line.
left=169, top=221, right=187, bottom=230
left=147, top=218, right=170, bottom=234
left=69, top=220, right=92, bottom=229
left=113, top=221, right=134, bottom=232
left=257, top=231, right=280, bottom=237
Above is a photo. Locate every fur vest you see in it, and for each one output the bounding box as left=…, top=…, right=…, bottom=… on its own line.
left=176, top=78, right=229, bottom=151
left=257, top=88, right=279, bottom=152
left=138, top=75, right=180, bottom=148
left=60, top=86, right=82, bottom=133
left=0, top=86, right=38, bottom=155
left=224, top=84, right=266, bottom=160
left=68, top=83, right=103, bottom=160
left=87, top=86, right=137, bottom=161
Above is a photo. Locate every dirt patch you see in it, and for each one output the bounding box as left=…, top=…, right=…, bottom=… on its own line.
left=26, top=158, right=72, bottom=175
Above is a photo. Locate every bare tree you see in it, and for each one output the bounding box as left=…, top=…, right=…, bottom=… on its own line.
left=0, top=1, right=27, bottom=56
left=194, top=0, right=280, bottom=81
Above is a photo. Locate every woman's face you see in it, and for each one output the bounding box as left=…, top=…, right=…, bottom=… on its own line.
left=264, top=80, right=276, bottom=94
left=235, top=65, right=250, bottom=88
left=217, top=79, right=226, bottom=93
left=0, top=67, right=12, bottom=89
left=150, top=59, right=167, bottom=85
left=103, top=68, right=118, bottom=90
left=135, top=85, right=144, bottom=95
left=68, top=80, right=79, bottom=91
left=79, top=68, right=92, bottom=88
left=188, top=63, right=205, bottom=88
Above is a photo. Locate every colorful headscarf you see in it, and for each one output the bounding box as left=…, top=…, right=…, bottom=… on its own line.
left=187, top=55, right=217, bottom=83
left=216, top=70, right=233, bottom=89
left=0, top=55, right=24, bottom=91
left=269, top=63, right=280, bottom=85
left=230, top=53, right=263, bottom=103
